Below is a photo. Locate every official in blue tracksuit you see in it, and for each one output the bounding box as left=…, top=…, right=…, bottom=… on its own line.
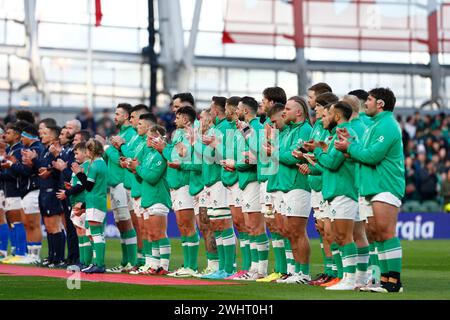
left=23, top=125, right=65, bottom=268
left=10, top=125, right=45, bottom=263
left=0, top=124, right=27, bottom=262
left=53, top=127, right=79, bottom=265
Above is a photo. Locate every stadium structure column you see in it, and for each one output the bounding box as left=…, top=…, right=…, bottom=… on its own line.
left=148, top=0, right=158, bottom=108
left=292, top=0, right=308, bottom=96
left=428, top=0, right=443, bottom=108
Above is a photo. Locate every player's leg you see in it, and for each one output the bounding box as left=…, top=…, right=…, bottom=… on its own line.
left=149, top=204, right=171, bottom=274
left=326, top=196, right=358, bottom=291
left=0, top=208, right=9, bottom=260
left=371, top=195, right=403, bottom=293
left=21, top=190, right=43, bottom=264
left=45, top=212, right=66, bottom=268
left=83, top=208, right=107, bottom=273
left=3, top=197, right=27, bottom=263
left=353, top=219, right=370, bottom=288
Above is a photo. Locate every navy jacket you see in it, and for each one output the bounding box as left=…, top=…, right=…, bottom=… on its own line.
left=0, top=142, right=24, bottom=197
left=33, top=145, right=61, bottom=192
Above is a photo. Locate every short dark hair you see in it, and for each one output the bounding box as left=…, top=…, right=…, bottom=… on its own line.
left=16, top=110, right=35, bottom=124
left=240, top=96, right=259, bottom=114
left=15, top=120, right=32, bottom=132
left=263, top=87, right=287, bottom=104
left=22, top=125, right=39, bottom=137
left=308, top=82, right=332, bottom=95
left=348, top=89, right=369, bottom=102
left=267, top=102, right=285, bottom=118
left=75, top=129, right=91, bottom=142
left=226, top=96, right=241, bottom=108
left=74, top=142, right=87, bottom=151
left=47, top=125, right=61, bottom=139
left=212, top=96, right=227, bottom=112
left=150, top=124, right=167, bottom=137
left=333, top=101, right=353, bottom=121
left=117, top=103, right=133, bottom=116
left=172, top=92, right=195, bottom=107
left=39, top=118, right=57, bottom=128
left=131, top=104, right=149, bottom=114
left=176, top=106, right=197, bottom=123
left=368, top=87, right=396, bottom=112
left=139, top=112, right=157, bottom=124
left=316, top=92, right=339, bottom=107
left=6, top=123, right=21, bottom=135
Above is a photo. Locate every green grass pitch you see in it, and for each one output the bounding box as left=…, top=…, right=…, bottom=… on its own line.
left=0, top=239, right=449, bottom=300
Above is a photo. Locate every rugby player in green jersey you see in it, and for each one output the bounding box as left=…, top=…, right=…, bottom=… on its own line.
left=335, top=88, right=405, bottom=293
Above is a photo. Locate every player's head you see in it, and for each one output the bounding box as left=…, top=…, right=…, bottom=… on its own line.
left=86, top=138, right=104, bottom=159
left=73, top=142, right=87, bottom=164
left=238, top=96, right=259, bottom=121
left=210, top=96, right=227, bottom=119
left=307, top=82, right=332, bottom=110
left=341, top=95, right=361, bottom=116
left=348, top=89, right=369, bottom=113
left=130, top=104, right=149, bottom=127
left=147, top=125, right=167, bottom=147
left=315, top=92, right=339, bottom=119
left=137, top=113, right=157, bottom=136
left=172, top=92, right=195, bottom=112
left=328, top=101, right=353, bottom=130
left=267, top=102, right=286, bottom=130
left=284, top=96, right=309, bottom=124
left=16, top=110, right=35, bottom=124
left=42, top=125, right=61, bottom=145
left=200, top=108, right=213, bottom=133
left=65, top=119, right=81, bottom=138
left=225, top=96, right=241, bottom=121
left=73, top=129, right=91, bottom=145
left=175, top=106, right=196, bottom=129
left=261, top=87, right=287, bottom=113
left=59, top=126, right=72, bottom=145
left=115, top=103, right=132, bottom=128
left=5, top=123, right=22, bottom=144
left=38, top=118, right=57, bottom=139
left=21, top=125, right=39, bottom=146
left=366, top=87, right=396, bottom=116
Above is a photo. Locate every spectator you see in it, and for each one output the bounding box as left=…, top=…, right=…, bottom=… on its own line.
left=404, top=156, right=419, bottom=201
left=96, top=108, right=116, bottom=138
left=3, top=107, right=16, bottom=125
left=417, top=161, right=439, bottom=201
left=441, top=169, right=450, bottom=212
left=76, top=107, right=97, bottom=135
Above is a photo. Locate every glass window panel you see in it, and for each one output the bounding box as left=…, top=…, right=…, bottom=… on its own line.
left=0, top=0, right=24, bottom=20
left=9, top=56, right=29, bottom=82
left=227, top=69, right=248, bottom=92
left=6, top=20, right=25, bottom=45
left=92, top=27, right=140, bottom=52
left=277, top=71, right=298, bottom=97
left=36, top=0, right=88, bottom=24
left=248, top=70, right=275, bottom=93
left=39, top=23, right=88, bottom=49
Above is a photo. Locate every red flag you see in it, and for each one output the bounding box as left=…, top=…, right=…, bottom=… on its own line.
left=95, top=0, right=102, bottom=27
left=222, top=31, right=235, bottom=44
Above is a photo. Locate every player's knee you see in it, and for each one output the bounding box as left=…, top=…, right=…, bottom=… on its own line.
left=113, top=207, right=131, bottom=223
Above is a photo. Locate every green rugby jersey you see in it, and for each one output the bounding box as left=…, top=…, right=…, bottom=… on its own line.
left=235, top=117, right=260, bottom=190
left=162, top=128, right=190, bottom=190
left=136, top=147, right=172, bottom=209
left=266, top=124, right=290, bottom=193
left=69, top=160, right=89, bottom=206
left=104, top=124, right=135, bottom=187
left=276, top=120, right=312, bottom=192
left=359, top=112, right=372, bottom=127
left=349, top=117, right=368, bottom=193
left=86, top=158, right=108, bottom=213
left=314, top=122, right=358, bottom=202
left=127, top=134, right=147, bottom=198
left=307, top=119, right=330, bottom=192
left=221, top=120, right=238, bottom=187
left=348, top=111, right=405, bottom=200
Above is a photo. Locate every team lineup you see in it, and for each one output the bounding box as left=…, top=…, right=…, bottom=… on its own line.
left=0, top=83, right=405, bottom=294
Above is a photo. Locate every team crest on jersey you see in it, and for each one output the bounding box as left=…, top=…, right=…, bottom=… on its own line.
left=178, top=200, right=182, bottom=207
left=156, top=160, right=162, bottom=166
left=377, top=136, right=385, bottom=142
left=331, top=209, right=336, bottom=216
left=245, top=203, right=251, bottom=209
left=287, top=206, right=292, bottom=213
left=213, top=200, right=218, bottom=206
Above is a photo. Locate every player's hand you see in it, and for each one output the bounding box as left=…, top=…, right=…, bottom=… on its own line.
left=297, top=163, right=311, bottom=175
left=71, top=162, right=82, bottom=174
left=22, top=149, right=38, bottom=160
left=72, top=202, right=83, bottom=217
left=64, top=181, right=72, bottom=190
left=337, top=127, right=350, bottom=140
left=38, top=167, right=51, bottom=179
left=303, top=153, right=317, bottom=166
left=56, top=189, right=67, bottom=200
left=302, top=140, right=316, bottom=152
left=292, top=149, right=304, bottom=160
left=129, top=158, right=139, bottom=171
left=148, top=136, right=166, bottom=153
left=201, top=135, right=216, bottom=147
left=167, top=161, right=181, bottom=169
left=52, top=159, right=67, bottom=171
left=317, top=141, right=328, bottom=152
left=175, top=142, right=188, bottom=158
left=119, top=156, right=129, bottom=168
left=242, top=151, right=257, bottom=164
left=334, top=138, right=350, bottom=153
left=262, top=142, right=274, bottom=157
left=0, top=160, right=12, bottom=169
left=111, top=136, right=125, bottom=149
left=49, top=143, right=61, bottom=157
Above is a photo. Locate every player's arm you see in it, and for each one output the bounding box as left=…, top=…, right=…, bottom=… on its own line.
left=314, top=144, right=346, bottom=171
left=136, top=154, right=167, bottom=185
